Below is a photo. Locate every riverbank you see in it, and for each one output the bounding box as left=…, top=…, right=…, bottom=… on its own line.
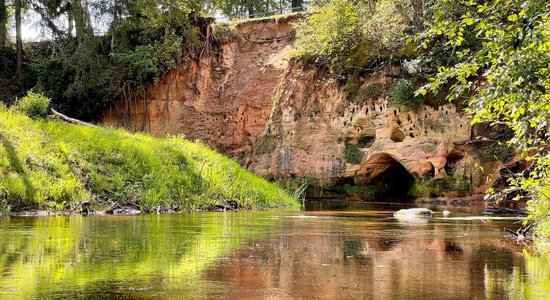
left=0, top=107, right=299, bottom=213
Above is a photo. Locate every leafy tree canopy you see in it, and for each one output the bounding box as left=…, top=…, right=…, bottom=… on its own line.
left=417, top=0, right=550, bottom=240
left=293, top=0, right=426, bottom=74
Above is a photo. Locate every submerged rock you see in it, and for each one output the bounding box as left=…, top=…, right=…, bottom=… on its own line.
left=393, top=208, right=434, bottom=218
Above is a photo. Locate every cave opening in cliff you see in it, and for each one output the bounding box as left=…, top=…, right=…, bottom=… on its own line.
left=370, top=161, right=415, bottom=201
left=356, top=153, right=415, bottom=202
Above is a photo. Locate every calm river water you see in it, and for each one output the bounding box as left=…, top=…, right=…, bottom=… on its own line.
left=0, top=202, right=549, bottom=299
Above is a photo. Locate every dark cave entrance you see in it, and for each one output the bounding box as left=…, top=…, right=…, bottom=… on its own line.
left=354, top=153, right=415, bottom=202
left=369, top=159, right=415, bottom=201
left=308, top=154, right=415, bottom=202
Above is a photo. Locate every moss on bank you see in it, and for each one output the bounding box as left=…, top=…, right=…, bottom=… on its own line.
left=0, top=107, right=298, bottom=212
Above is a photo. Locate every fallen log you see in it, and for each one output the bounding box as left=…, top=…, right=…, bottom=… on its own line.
left=51, top=109, right=98, bottom=128
left=483, top=207, right=528, bottom=216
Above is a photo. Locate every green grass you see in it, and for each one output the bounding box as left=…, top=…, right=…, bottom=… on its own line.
left=343, top=184, right=379, bottom=201
left=0, top=107, right=298, bottom=212
left=214, top=12, right=304, bottom=27
left=408, top=176, right=470, bottom=198
left=344, top=144, right=364, bottom=165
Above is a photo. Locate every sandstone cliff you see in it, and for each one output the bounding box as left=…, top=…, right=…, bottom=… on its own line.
left=103, top=14, right=513, bottom=201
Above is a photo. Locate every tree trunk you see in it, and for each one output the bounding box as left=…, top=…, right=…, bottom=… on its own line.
left=68, top=5, right=74, bottom=38
left=110, top=0, right=119, bottom=53
left=291, top=0, right=303, bottom=12
left=72, top=0, right=94, bottom=41
left=248, top=4, right=255, bottom=18
left=0, top=0, right=7, bottom=48
left=15, top=0, right=23, bottom=78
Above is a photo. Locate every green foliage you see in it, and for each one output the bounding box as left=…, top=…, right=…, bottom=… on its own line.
left=343, top=184, right=379, bottom=201
left=14, top=91, right=50, bottom=118
left=293, top=0, right=360, bottom=69
left=212, top=23, right=238, bottom=43
left=0, top=46, right=15, bottom=74
left=360, top=83, right=383, bottom=101
left=410, top=1, right=481, bottom=80
left=275, top=177, right=311, bottom=200
left=390, top=79, right=423, bottom=111
left=28, top=24, right=196, bottom=119
left=408, top=176, right=470, bottom=198
left=1, top=0, right=206, bottom=119
left=0, top=107, right=298, bottom=212
left=344, top=144, right=364, bottom=164
left=209, top=0, right=296, bottom=19
left=343, top=76, right=361, bottom=99
left=293, top=0, right=426, bottom=74
left=343, top=72, right=386, bottom=105
left=417, top=0, right=550, bottom=240
left=477, top=142, right=515, bottom=163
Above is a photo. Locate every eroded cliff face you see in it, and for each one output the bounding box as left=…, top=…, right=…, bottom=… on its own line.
left=103, top=15, right=296, bottom=156
left=256, top=65, right=509, bottom=198
left=103, top=15, right=510, bottom=199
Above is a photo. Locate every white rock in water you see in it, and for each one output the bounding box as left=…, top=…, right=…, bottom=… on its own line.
left=393, top=208, right=434, bottom=218
left=442, top=210, right=451, bottom=217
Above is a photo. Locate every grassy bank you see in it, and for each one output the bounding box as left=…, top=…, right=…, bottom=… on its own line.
left=0, top=107, right=298, bottom=213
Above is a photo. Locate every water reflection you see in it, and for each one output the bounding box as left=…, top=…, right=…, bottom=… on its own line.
left=204, top=210, right=550, bottom=300
left=0, top=206, right=548, bottom=299
left=0, top=213, right=279, bottom=299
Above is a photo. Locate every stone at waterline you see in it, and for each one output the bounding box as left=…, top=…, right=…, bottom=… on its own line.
left=393, top=208, right=434, bottom=218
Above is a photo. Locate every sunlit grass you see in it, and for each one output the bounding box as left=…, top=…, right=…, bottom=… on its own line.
left=0, top=107, right=298, bottom=212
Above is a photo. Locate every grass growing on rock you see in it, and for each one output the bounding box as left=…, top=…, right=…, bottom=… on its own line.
left=408, top=176, right=470, bottom=198
left=0, top=106, right=298, bottom=212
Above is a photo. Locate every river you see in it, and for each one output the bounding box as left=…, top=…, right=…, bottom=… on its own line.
left=0, top=202, right=549, bottom=299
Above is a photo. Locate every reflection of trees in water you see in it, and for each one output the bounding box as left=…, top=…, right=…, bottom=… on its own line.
left=204, top=220, right=546, bottom=300
left=0, top=213, right=278, bottom=299
left=1, top=213, right=548, bottom=299
left=377, top=238, right=401, bottom=251
left=477, top=245, right=517, bottom=273
left=343, top=240, right=372, bottom=266
left=444, top=240, right=463, bottom=255
left=476, top=245, right=550, bottom=299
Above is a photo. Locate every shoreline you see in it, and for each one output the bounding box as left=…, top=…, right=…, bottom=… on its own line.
left=1, top=194, right=528, bottom=217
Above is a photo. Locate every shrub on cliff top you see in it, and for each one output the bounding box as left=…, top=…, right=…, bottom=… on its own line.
left=293, top=0, right=427, bottom=74
left=390, top=79, right=423, bottom=111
